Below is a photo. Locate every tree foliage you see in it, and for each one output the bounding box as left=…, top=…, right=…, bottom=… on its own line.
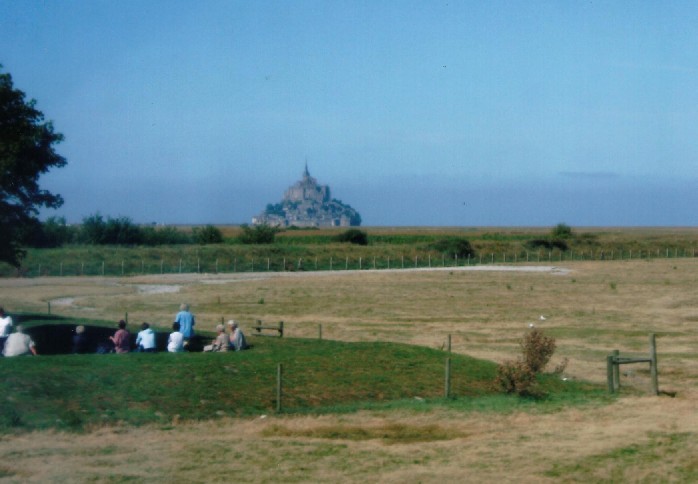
left=428, top=237, right=475, bottom=258
left=0, top=66, right=66, bottom=267
left=335, top=228, right=368, bottom=245
left=76, top=213, right=191, bottom=246
left=239, top=224, right=278, bottom=244
left=551, top=223, right=573, bottom=239
left=193, top=225, right=224, bottom=244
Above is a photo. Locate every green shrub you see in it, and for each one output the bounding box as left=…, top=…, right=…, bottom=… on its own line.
left=335, top=229, right=368, bottom=245
left=551, top=223, right=573, bottom=239
left=525, top=238, right=568, bottom=251
left=428, top=237, right=475, bottom=258
left=193, top=225, right=223, bottom=244
left=239, top=224, right=279, bottom=244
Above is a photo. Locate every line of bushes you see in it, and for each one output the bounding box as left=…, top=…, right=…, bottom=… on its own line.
left=22, top=215, right=224, bottom=247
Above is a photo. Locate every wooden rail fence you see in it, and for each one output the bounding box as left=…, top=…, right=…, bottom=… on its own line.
left=606, top=333, right=658, bottom=395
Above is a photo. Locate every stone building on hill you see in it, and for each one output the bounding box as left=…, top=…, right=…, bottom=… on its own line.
left=252, top=165, right=361, bottom=228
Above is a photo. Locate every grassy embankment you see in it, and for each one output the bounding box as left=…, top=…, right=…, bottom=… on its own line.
left=0, top=314, right=605, bottom=433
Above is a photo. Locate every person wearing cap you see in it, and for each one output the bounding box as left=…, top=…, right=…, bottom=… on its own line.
left=0, top=307, right=13, bottom=354
left=227, top=320, right=248, bottom=351
left=3, top=325, right=37, bottom=357
left=136, top=322, right=157, bottom=352
left=72, top=325, right=88, bottom=354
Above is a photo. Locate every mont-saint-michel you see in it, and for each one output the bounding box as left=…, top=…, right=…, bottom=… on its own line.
left=252, top=165, right=361, bottom=228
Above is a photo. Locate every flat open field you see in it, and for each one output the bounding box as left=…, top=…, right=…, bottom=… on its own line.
left=1, top=259, right=697, bottom=482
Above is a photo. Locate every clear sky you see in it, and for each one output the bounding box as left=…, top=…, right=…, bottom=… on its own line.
left=2, top=1, right=697, bottom=226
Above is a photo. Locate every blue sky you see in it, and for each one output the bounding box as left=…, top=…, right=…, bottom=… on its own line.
left=2, top=1, right=697, bottom=226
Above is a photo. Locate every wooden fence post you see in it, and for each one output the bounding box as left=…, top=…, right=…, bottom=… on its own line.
left=318, top=323, right=322, bottom=340
left=444, top=357, right=451, bottom=398
left=447, top=334, right=452, bottom=353
left=612, top=349, right=620, bottom=392
left=276, top=363, right=283, bottom=413
left=649, top=333, right=658, bottom=395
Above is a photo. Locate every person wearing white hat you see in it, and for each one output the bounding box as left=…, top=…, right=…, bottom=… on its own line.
left=227, top=320, right=248, bottom=351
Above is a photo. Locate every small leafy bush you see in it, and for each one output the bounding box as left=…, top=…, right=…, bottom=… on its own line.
left=429, top=237, right=475, bottom=258
left=551, top=223, right=573, bottom=239
left=335, top=229, right=368, bottom=245
left=495, top=327, right=557, bottom=397
left=239, top=224, right=279, bottom=244
left=193, top=225, right=223, bottom=244
left=525, top=238, right=568, bottom=251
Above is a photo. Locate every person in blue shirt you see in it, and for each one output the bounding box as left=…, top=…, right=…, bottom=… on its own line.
left=136, top=322, right=157, bottom=352
left=175, top=303, right=195, bottom=342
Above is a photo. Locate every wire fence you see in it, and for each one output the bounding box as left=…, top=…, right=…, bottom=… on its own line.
left=5, top=246, right=697, bottom=277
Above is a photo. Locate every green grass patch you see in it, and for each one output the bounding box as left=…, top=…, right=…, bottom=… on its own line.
left=544, top=432, right=698, bottom=482
left=0, top=315, right=608, bottom=433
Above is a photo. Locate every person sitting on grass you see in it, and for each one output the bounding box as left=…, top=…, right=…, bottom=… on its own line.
left=227, top=320, right=248, bottom=351
left=109, top=320, right=131, bottom=353
left=136, top=322, right=157, bottom=353
left=167, top=322, right=184, bottom=353
left=3, top=325, right=37, bottom=357
left=204, top=324, right=229, bottom=352
left=72, top=325, right=88, bottom=354
left=0, top=307, right=13, bottom=354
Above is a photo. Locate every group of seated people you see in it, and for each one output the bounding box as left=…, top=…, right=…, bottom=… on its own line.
left=0, top=303, right=250, bottom=356
left=90, top=319, right=248, bottom=354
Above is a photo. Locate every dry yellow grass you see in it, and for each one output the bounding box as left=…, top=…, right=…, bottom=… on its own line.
left=0, top=259, right=697, bottom=481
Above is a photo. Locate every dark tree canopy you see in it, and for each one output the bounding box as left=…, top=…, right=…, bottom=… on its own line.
left=0, top=66, right=66, bottom=267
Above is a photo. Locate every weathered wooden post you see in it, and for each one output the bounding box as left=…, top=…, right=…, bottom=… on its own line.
left=447, top=334, right=452, bottom=353
left=612, top=349, right=620, bottom=392
left=276, top=363, right=283, bottom=413
left=607, top=355, right=615, bottom=394
left=649, top=333, right=658, bottom=395
left=125, top=312, right=128, bottom=324
left=444, top=357, right=451, bottom=398
left=318, top=323, right=322, bottom=340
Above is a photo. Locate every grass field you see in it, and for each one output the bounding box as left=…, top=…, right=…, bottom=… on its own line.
left=3, top=225, right=698, bottom=277
left=0, top=229, right=697, bottom=481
